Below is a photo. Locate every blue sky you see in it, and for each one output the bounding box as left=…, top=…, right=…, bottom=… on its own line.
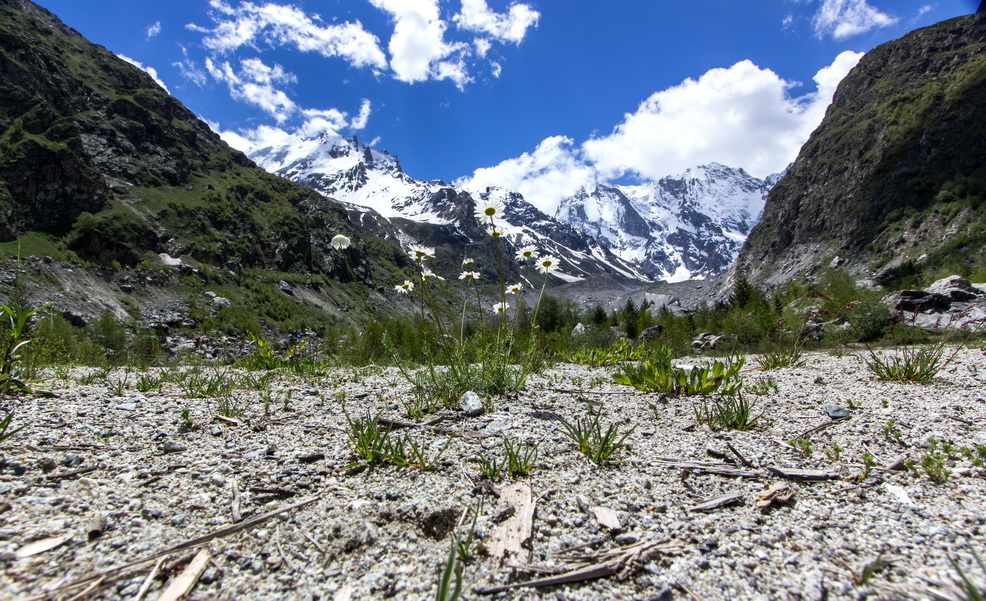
left=35, top=0, right=980, bottom=212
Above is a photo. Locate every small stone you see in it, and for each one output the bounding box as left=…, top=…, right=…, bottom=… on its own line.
left=115, top=403, right=138, bottom=411
left=824, top=405, right=849, bottom=419
left=169, top=514, right=185, bottom=527
left=699, top=538, right=719, bottom=553
left=162, top=441, right=187, bottom=453
left=210, top=474, right=227, bottom=487
left=614, top=533, right=639, bottom=545
left=210, top=426, right=222, bottom=436
left=64, top=453, right=83, bottom=467
left=459, top=391, right=484, bottom=417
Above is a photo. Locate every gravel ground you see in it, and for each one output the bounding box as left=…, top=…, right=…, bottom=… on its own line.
left=2, top=347, right=985, bottom=601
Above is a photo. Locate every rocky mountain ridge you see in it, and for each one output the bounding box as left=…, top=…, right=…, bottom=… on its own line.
left=250, top=133, right=779, bottom=285
left=733, top=12, right=986, bottom=290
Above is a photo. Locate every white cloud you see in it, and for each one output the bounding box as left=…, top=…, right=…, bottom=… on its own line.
left=116, top=54, right=170, bottom=93
left=812, top=0, right=897, bottom=39
left=146, top=21, right=162, bottom=40
left=206, top=56, right=297, bottom=122
left=582, top=52, right=863, bottom=182
left=174, top=46, right=208, bottom=86
left=212, top=98, right=373, bottom=152
left=190, top=0, right=388, bottom=70
left=368, top=0, right=471, bottom=87
left=350, top=99, right=372, bottom=130
left=457, top=52, right=864, bottom=214
left=456, top=136, right=598, bottom=214
left=454, top=0, right=539, bottom=44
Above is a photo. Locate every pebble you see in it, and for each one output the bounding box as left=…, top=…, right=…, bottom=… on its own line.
left=162, top=441, right=187, bottom=453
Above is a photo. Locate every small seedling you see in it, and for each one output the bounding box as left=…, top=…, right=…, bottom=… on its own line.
left=694, top=393, right=764, bottom=431
left=790, top=437, right=812, bottom=458
left=860, top=451, right=877, bottom=480
left=921, top=452, right=952, bottom=484
left=0, top=411, right=25, bottom=443
left=882, top=420, right=904, bottom=445
left=502, top=437, right=538, bottom=478
left=824, top=444, right=843, bottom=463
left=345, top=411, right=391, bottom=467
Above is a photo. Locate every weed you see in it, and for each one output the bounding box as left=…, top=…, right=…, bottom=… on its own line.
left=386, top=434, right=450, bottom=471
left=1, top=300, right=50, bottom=394
left=556, top=411, right=634, bottom=465
left=883, top=420, right=905, bottom=445
left=694, top=393, right=764, bottom=431
left=563, top=338, right=642, bottom=367
left=345, top=411, right=391, bottom=467
left=825, top=444, right=843, bottom=463
left=502, top=437, right=538, bottom=478
left=435, top=533, right=464, bottom=601
left=214, top=395, right=244, bottom=418
left=613, top=346, right=744, bottom=396
left=860, top=451, right=877, bottom=480
left=962, top=445, right=986, bottom=468
left=921, top=452, right=952, bottom=484
left=790, top=437, right=812, bottom=458
left=476, top=453, right=502, bottom=481
left=135, top=372, right=163, bottom=393
left=0, top=411, right=25, bottom=443
left=455, top=497, right=484, bottom=563
left=745, top=375, right=778, bottom=395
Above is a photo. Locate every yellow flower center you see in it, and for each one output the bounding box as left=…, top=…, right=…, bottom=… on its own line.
left=483, top=207, right=496, bottom=217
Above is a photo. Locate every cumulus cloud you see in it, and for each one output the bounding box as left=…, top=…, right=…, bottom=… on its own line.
left=189, top=0, right=388, bottom=70
left=174, top=47, right=208, bottom=86
left=206, top=56, right=297, bottom=121
left=146, top=21, right=161, bottom=40
left=457, top=52, right=863, bottom=214
left=456, top=136, right=598, bottom=214
left=454, top=0, right=540, bottom=43
left=812, top=0, right=897, bottom=39
left=116, top=54, right=170, bottom=93
left=368, top=0, right=471, bottom=87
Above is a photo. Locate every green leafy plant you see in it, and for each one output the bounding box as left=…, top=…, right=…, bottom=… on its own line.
left=695, top=393, right=764, bottom=431
left=563, top=338, right=642, bottom=367
left=455, top=497, right=484, bottom=563
left=476, top=453, right=502, bottom=481
left=613, top=346, right=744, bottom=396
left=926, top=549, right=986, bottom=601
left=435, top=534, right=464, bottom=601
left=1, top=301, right=50, bottom=394
left=556, top=411, right=634, bottom=465
left=135, top=372, right=163, bottom=393
left=860, top=451, right=877, bottom=480
left=825, top=444, right=843, bottom=463
left=213, top=394, right=244, bottom=418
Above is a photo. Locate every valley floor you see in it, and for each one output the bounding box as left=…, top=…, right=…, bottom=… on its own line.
left=2, top=348, right=985, bottom=600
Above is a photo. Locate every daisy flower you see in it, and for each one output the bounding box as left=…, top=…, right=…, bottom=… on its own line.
left=330, top=234, right=351, bottom=250
left=394, top=280, right=414, bottom=293
left=421, top=268, right=444, bottom=280
left=459, top=271, right=480, bottom=281
left=408, top=245, right=435, bottom=262
left=475, top=197, right=505, bottom=222
left=462, top=257, right=475, bottom=269
left=515, top=245, right=538, bottom=261
left=493, top=302, right=509, bottom=314
left=506, top=283, right=523, bottom=294
left=536, top=255, right=560, bottom=274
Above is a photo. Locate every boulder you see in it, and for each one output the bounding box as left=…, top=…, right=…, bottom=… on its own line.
left=883, top=275, right=986, bottom=329
left=639, top=325, right=665, bottom=341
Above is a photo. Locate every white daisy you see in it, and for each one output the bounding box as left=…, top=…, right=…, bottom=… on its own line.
left=493, top=302, right=509, bottom=314
left=421, top=268, right=444, bottom=280
left=408, top=245, right=436, bottom=262
left=506, top=283, right=523, bottom=294
left=394, top=280, right=414, bottom=293
left=330, top=234, right=351, bottom=250
left=515, top=245, right=538, bottom=261
left=462, top=257, right=475, bottom=268
left=459, top=271, right=481, bottom=281
left=536, top=255, right=559, bottom=274
left=476, top=197, right=505, bottom=222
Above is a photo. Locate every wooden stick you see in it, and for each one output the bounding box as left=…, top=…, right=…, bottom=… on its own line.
left=132, top=556, right=166, bottom=601
left=231, top=480, right=242, bottom=523
left=47, top=465, right=99, bottom=481
left=726, top=442, right=754, bottom=468
left=275, top=526, right=295, bottom=572
left=302, top=531, right=325, bottom=554
left=793, top=417, right=849, bottom=442
left=156, top=548, right=210, bottom=601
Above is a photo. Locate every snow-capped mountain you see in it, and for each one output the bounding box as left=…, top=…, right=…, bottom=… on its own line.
left=556, top=164, right=780, bottom=282
left=249, top=133, right=649, bottom=285
left=249, top=133, right=780, bottom=285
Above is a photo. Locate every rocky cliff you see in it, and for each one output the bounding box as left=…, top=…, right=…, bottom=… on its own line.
left=733, top=12, right=986, bottom=289
left=0, top=0, right=401, bottom=283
